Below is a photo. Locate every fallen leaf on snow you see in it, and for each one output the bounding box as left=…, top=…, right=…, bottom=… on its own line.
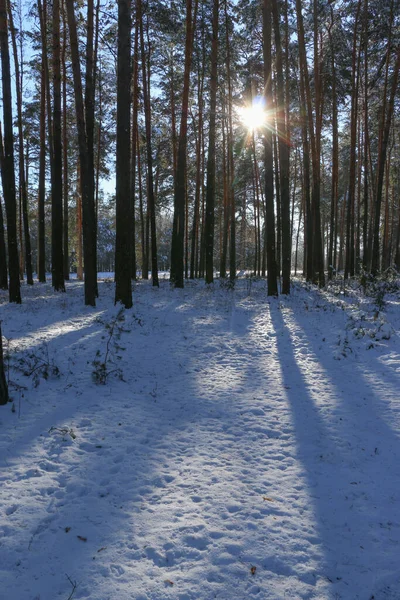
left=77, top=536, right=87, bottom=542
left=263, top=497, right=274, bottom=502
left=164, top=579, right=174, bottom=586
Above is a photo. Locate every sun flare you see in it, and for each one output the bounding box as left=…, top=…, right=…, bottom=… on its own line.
left=239, top=100, right=267, bottom=132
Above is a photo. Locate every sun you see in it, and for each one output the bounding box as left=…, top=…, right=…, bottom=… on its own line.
left=239, top=99, right=267, bottom=132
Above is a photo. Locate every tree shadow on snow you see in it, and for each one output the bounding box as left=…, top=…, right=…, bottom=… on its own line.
left=269, top=302, right=400, bottom=598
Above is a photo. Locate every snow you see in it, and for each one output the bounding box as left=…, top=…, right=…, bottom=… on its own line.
left=0, top=276, right=399, bottom=600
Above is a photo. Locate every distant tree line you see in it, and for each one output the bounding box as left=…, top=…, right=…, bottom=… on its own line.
left=0, top=0, right=399, bottom=307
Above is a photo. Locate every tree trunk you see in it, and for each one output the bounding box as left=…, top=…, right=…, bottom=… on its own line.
left=62, top=3, right=69, bottom=280
left=8, top=2, right=33, bottom=285
left=66, top=0, right=97, bottom=305
left=0, top=322, right=8, bottom=405
left=51, top=0, right=65, bottom=292
left=0, top=125, right=8, bottom=290
left=85, top=0, right=98, bottom=296
left=130, top=15, right=139, bottom=280
left=204, top=0, right=219, bottom=284
left=114, top=0, right=132, bottom=308
left=170, top=0, right=196, bottom=288
left=327, top=9, right=338, bottom=279
left=272, top=0, right=290, bottom=293
left=295, top=0, right=324, bottom=286
left=0, top=0, right=21, bottom=303
left=263, top=0, right=278, bottom=295
left=372, top=27, right=400, bottom=273
left=139, top=2, right=158, bottom=286
left=345, top=0, right=362, bottom=279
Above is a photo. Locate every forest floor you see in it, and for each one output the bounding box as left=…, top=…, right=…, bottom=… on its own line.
left=0, top=274, right=399, bottom=600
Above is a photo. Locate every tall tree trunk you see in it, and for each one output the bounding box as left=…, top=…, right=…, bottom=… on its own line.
left=37, top=34, right=46, bottom=283
left=327, top=9, right=338, bottom=279
left=66, top=0, right=97, bottom=305
left=345, top=0, right=362, bottom=279
left=139, top=1, right=158, bottom=286
left=52, top=0, right=65, bottom=292
left=263, top=0, right=278, bottom=295
left=0, top=322, right=9, bottom=405
left=114, top=0, right=132, bottom=307
left=0, top=125, right=9, bottom=289
left=85, top=0, right=98, bottom=296
left=130, top=16, right=139, bottom=280
left=226, top=0, right=236, bottom=284
left=204, top=0, right=219, bottom=284
left=362, top=0, right=369, bottom=270
left=76, top=162, right=83, bottom=280
left=0, top=0, right=21, bottom=303
left=296, top=0, right=324, bottom=286
left=371, top=21, right=400, bottom=273
left=272, top=0, right=290, bottom=293
left=8, top=2, right=33, bottom=285
left=170, top=0, right=196, bottom=287
left=62, top=2, right=69, bottom=280
left=190, top=22, right=206, bottom=280
left=137, top=131, right=147, bottom=278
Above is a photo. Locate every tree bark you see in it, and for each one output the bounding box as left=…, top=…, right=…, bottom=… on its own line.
left=66, top=0, right=97, bottom=305
left=263, top=0, right=278, bottom=295
left=0, top=322, right=8, bottom=405
left=0, top=0, right=21, bottom=303
left=51, top=0, right=65, bottom=292
left=170, top=0, right=196, bottom=287
left=138, top=1, right=158, bottom=286
left=0, top=124, right=8, bottom=290
left=272, top=0, right=290, bottom=293
left=371, top=24, right=400, bottom=273
left=204, top=0, right=219, bottom=284
left=62, top=2, right=69, bottom=280
left=8, top=2, right=33, bottom=285
left=114, top=0, right=132, bottom=307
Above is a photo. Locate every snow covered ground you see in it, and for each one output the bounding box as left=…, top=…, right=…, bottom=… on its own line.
left=0, top=275, right=399, bottom=600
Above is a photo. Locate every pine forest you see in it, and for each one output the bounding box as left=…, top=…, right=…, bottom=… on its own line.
left=0, top=2, right=400, bottom=599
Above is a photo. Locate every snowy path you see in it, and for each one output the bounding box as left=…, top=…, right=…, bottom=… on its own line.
left=1, top=279, right=400, bottom=600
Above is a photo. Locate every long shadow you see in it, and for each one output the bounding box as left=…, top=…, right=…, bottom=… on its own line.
left=269, top=302, right=400, bottom=598
left=1, top=281, right=257, bottom=600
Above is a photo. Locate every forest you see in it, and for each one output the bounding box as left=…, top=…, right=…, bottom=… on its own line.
left=1, top=1, right=400, bottom=599
left=0, top=0, right=398, bottom=306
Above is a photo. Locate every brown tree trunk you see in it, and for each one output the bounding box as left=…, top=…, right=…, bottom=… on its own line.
left=0, top=0, right=20, bottom=302
left=263, top=0, right=278, bottom=295
left=130, top=16, right=139, bottom=280
left=0, top=322, right=9, bottom=405
left=170, top=0, right=197, bottom=287
left=372, top=18, right=399, bottom=273
left=0, top=124, right=9, bottom=289
left=66, top=0, right=97, bottom=304
left=327, top=8, right=338, bottom=279
left=114, top=0, right=132, bottom=307
left=85, top=0, right=98, bottom=296
left=345, top=0, right=362, bottom=279
left=76, top=163, right=83, bottom=281
left=296, top=0, right=324, bottom=286
left=62, top=2, right=69, bottom=280
left=8, top=2, right=33, bottom=285
left=139, top=1, right=158, bottom=286
left=204, top=0, right=219, bottom=284
left=52, top=0, right=65, bottom=292
left=272, top=0, right=290, bottom=293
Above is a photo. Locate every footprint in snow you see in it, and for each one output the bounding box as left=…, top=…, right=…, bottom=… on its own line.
left=110, top=564, right=125, bottom=577
left=5, top=504, right=18, bottom=516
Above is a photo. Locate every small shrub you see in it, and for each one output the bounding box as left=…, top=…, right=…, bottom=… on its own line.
left=92, top=307, right=127, bottom=384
